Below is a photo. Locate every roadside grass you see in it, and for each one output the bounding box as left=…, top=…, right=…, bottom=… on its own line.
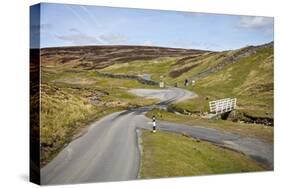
left=40, top=66, right=158, bottom=166
left=40, top=83, right=123, bottom=166
left=146, top=109, right=273, bottom=143
left=140, top=130, right=265, bottom=178
left=170, top=96, right=210, bottom=114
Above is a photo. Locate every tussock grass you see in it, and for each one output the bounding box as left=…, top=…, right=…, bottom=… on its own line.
left=40, top=83, right=122, bottom=166
left=40, top=67, right=158, bottom=166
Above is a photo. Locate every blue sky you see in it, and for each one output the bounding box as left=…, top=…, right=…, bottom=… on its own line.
left=31, top=3, right=274, bottom=51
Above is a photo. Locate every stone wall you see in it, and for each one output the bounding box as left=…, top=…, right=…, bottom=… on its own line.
left=96, top=72, right=159, bottom=86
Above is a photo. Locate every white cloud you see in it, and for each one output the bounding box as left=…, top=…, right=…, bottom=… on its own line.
left=56, top=28, right=128, bottom=45
left=238, top=16, right=273, bottom=29
left=56, top=34, right=101, bottom=45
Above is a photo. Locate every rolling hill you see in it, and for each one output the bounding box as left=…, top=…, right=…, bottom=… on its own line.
left=40, top=45, right=208, bottom=69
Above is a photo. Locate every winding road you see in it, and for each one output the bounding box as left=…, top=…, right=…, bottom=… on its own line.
left=41, top=87, right=273, bottom=185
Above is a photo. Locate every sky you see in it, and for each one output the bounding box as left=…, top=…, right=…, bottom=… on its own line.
left=30, top=3, right=274, bottom=51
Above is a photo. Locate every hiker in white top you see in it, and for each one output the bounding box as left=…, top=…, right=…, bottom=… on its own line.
left=192, top=80, right=195, bottom=86
left=152, top=116, right=156, bottom=133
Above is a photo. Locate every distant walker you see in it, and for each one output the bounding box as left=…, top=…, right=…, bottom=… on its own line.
left=184, top=79, right=189, bottom=87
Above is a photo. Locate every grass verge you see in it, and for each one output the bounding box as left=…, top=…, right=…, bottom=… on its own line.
left=146, top=109, right=273, bottom=143
left=140, top=130, right=265, bottom=178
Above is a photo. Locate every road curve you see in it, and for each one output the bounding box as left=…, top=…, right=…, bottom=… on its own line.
left=41, top=87, right=273, bottom=185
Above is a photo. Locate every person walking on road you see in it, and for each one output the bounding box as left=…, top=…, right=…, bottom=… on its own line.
left=184, top=79, right=189, bottom=87
left=152, top=116, right=157, bottom=133
left=192, top=80, right=195, bottom=86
